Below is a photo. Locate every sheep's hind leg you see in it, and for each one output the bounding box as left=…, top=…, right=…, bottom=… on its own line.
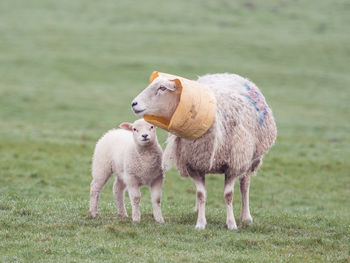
left=128, top=186, right=141, bottom=222
left=192, top=173, right=207, bottom=230
left=224, top=172, right=238, bottom=230
left=239, top=175, right=253, bottom=225
left=150, top=176, right=164, bottom=223
left=113, top=177, right=128, bottom=217
left=194, top=196, right=199, bottom=213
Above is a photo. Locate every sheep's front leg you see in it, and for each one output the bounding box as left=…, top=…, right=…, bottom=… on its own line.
left=128, top=186, right=141, bottom=222
left=150, top=176, right=164, bottom=223
left=240, top=175, right=253, bottom=224
left=193, top=174, right=206, bottom=230
left=224, top=173, right=237, bottom=230
left=113, top=177, right=128, bottom=217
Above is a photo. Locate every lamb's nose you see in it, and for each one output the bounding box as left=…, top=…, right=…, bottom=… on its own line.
left=142, top=134, right=148, bottom=139
left=131, top=101, right=138, bottom=108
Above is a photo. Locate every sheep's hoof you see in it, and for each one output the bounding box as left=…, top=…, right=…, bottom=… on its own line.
left=242, top=216, right=253, bottom=226
left=195, top=221, right=206, bottom=230
left=226, top=218, right=238, bottom=230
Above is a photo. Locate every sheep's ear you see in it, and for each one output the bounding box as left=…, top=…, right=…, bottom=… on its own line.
left=166, top=80, right=178, bottom=91
left=120, top=122, right=133, bottom=131
left=173, top=79, right=182, bottom=91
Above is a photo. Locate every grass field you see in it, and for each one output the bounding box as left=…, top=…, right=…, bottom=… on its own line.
left=1, top=0, right=349, bottom=262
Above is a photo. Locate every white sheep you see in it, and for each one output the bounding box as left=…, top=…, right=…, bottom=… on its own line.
left=131, top=73, right=277, bottom=229
left=89, top=119, right=164, bottom=223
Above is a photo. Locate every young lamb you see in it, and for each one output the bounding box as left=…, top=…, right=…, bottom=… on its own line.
left=131, top=73, right=277, bottom=229
left=89, top=119, right=164, bottom=223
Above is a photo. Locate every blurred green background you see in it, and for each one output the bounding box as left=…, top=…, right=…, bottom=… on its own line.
left=0, top=0, right=349, bottom=262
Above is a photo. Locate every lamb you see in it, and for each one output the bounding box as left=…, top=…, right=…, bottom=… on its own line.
left=131, top=73, right=277, bottom=229
left=89, top=119, right=164, bottom=223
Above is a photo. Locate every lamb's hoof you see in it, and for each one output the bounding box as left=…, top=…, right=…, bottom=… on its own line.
left=155, top=217, right=165, bottom=223
left=242, top=216, right=253, bottom=226
left=132, top=217, right=141, bottom=222
left=195, top=221, right=206, bottom=230
left=118, top=213, right=128, bottom=218
left=89, top=211, right=98, bottom=218
left=227, top=223, right=238, bottom=230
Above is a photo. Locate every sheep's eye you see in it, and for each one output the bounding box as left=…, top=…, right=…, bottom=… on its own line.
left=133, top=128, right=136, bottom=131
left=158, top=85, right=167, bottom=92
left=150, top=126, right=154, bottom=129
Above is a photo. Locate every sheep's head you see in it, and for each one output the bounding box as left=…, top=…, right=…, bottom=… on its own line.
left=131, top=76, right=181, bottom=120
left=120, top=119, right=157, bottom=147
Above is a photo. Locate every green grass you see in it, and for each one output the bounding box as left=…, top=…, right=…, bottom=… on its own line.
left=1, top=0, right=349, bottom=262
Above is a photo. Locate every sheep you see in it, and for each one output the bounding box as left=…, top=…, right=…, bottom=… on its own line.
left=131, top=73, right=277, bottom=230
left=89, top=119, right=164, bottom=223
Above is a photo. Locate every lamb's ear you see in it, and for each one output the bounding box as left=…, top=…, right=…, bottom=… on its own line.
left=120, top=122, right=133, bottom=131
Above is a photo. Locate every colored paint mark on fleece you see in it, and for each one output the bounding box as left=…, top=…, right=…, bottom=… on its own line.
left=243, top=83, right=268, bottom=125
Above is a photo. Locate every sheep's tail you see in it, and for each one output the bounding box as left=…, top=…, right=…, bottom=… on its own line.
left=162, top=134, right=178, bottom=171
left=209, top=115, right=223, bottom=170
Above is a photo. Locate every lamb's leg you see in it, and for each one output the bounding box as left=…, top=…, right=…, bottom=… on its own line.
left=89, top=165, right=112, bottom=218
left=224, top=173, right=237, bottom=230
left=113, top=177, right=128, bottom=217
left=150, top=176, right=164, bottom=223
left=240, top=175, right=253, bottom=224
left=192, top=173, right=206, bottom=230
left=128, top=186, right=141, bottom=222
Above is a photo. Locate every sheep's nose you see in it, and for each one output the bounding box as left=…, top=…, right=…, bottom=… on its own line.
left=131, top=101, right=138, bottom=108
left=142, top=134, right=148, bottom=139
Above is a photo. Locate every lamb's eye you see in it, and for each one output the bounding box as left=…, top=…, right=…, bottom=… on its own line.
left=133, top=128, right=136, bottom=131
left=150, top=126, right=154, bottom=129
left=158, top=85, right=167, bottom=92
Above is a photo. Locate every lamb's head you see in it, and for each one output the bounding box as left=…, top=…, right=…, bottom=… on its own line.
left=131, top=76, right=181, bottom=120
left=120, top=119, right=157, bottom=147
